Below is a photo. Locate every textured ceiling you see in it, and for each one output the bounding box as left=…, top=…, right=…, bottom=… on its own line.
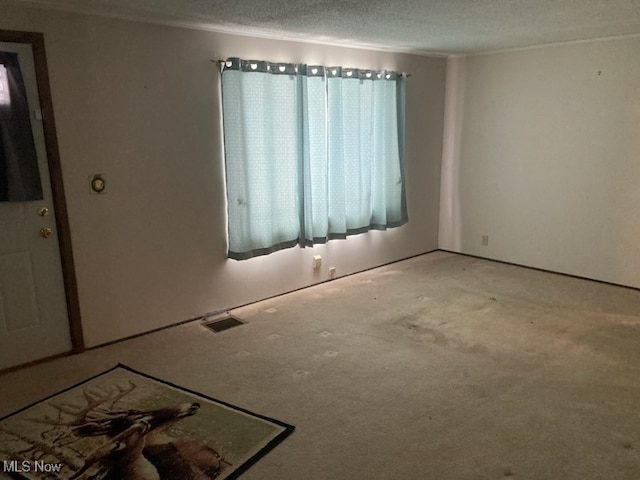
left=12, top=0, right=640, bottom=55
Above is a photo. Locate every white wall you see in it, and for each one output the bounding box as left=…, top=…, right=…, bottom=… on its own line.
left=1, top=3, right=446, bottom=346
left=440, top=38, right=640, bottom=288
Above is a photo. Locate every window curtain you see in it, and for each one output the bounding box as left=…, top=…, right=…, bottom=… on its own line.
left=0, top=51, right=43, bottom=202
left=221, top=58, right=407, bottom=260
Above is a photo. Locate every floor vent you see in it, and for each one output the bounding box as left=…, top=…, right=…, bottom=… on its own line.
left=202, top=316, right=245, bottom=333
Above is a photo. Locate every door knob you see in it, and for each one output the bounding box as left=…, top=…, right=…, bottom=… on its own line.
left=40, top=227, right=53, bottom=239
left=37, top=206, right=50, bottom=216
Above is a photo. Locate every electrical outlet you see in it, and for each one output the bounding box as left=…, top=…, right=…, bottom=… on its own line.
left=312, top=255, right=322, bottom=270
left=481, top=235, right=489, bottom=246
left=329, top=266, right=336, bottom=278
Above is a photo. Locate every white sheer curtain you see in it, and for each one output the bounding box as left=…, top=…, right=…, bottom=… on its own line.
left=221, top=58, right=407, bottom=260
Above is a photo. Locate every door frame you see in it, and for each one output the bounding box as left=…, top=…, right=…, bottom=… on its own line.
left=0, top=28, right=84, bottom=357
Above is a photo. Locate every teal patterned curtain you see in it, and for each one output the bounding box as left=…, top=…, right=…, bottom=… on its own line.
left=221, top=58, right=407, bottom=260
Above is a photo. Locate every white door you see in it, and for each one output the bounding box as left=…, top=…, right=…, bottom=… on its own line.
left=0, top=41, right=71, bottom=370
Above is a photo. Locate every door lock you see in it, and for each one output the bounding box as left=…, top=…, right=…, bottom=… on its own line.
left=39, top=227, right=53, bottom=239
left=37, top=206, right=50, bottom=216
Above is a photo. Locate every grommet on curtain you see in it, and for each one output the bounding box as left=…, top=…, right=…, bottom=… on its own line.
left=216, top=58, right=409, bottom=80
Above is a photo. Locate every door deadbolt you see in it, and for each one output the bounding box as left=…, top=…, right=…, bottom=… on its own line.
left=38, top=206, right=50, bottom=216
left=40, top=227, right=53, bottom=239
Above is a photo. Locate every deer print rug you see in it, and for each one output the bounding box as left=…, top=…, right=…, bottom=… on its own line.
left=0, top=364, right=294, bottom=479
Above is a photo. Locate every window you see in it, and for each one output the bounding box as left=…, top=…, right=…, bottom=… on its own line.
left=220, top=58, right=407, bottom=260
left=0, top=65, right=10, bottom=106
left=0, top=51, right=43, bottom=202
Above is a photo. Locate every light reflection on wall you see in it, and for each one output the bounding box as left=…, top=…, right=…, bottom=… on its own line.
left=0, top=65, right=10, bottom=106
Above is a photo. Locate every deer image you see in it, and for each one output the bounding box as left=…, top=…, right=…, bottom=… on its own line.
left=9, top=382, right=230, bottom=479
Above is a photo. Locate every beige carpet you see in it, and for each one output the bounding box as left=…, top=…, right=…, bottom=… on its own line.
left=1, top=251, right=640, bottom=479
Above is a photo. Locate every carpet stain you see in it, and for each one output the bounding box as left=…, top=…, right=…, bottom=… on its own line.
left=458, top=343, right=489, bottom=355
left=574, top=323, right=640, bottom=363
left=405, top=321, right=449, bottom=347
left=395, top=314, right=491, bottom=355
left=391, top=314, right=492, bottom=356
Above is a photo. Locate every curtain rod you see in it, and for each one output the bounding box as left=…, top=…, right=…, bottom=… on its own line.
left=212, top=59, right=411, bottom=77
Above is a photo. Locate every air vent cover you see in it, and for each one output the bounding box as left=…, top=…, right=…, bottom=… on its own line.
left=203, top=316, right=245, bottom=333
